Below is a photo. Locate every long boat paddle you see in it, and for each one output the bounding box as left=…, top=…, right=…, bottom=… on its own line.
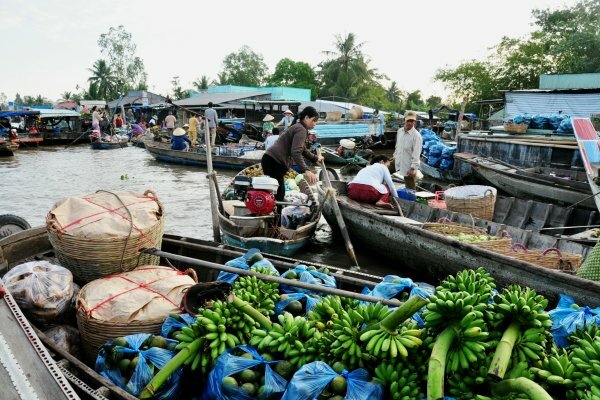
left=391, top=196, right=405, bottom=218
left=317, top=148, right=360, bottom=269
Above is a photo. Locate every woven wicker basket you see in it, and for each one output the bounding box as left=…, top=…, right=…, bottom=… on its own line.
left=423, top=217, right=487, bottom=236
left=504, top=123, right=529, bottom=133
left=47, top=190, right=164, bottom=284
left=76, top=267, right=197, bottom=365
left=472, top=229, right=513, bottom=252
left=444, top=186, right=497, bottom=221
left=507, top=243, right=582, bottom=274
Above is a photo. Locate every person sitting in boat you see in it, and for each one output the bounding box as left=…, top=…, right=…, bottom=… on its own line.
left=264, top=127, right=280, bottom=150
left=277, top=109, right=294, bottom=131
left=347, top=155, right=398, bottom=209
left=262, top=106, right=324, bottom=202
left=262, top=114, right=275, bottom=138
left=171, top=127, right=192, bottom=151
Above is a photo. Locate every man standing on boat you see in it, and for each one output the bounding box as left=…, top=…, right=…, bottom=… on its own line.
left=373, top=109, right=386, bottom=138
left=394, top=110, right=422, bottom=190
left=204, top=102, right=219, bottom=146
left=164, top=112, right=177, bottom=136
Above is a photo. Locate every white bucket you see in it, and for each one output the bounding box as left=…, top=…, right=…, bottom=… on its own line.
left=339, top=139, right=356, bottom=150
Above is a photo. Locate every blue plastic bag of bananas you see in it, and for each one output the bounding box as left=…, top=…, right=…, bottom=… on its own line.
left=280, top=264, right=336, bottom=295
left=95, top=333, right=181, bottom=400
left=202, top=345, right=288, bottom=400
left=275, top=292, right=322, bottom=316
left=548, top=294, right=600, bottom=347
left=160, top=313, right=196, bottom=338
left=282, top=361, right=383, bottom=400
left=217, top=250, right=279, bottom=284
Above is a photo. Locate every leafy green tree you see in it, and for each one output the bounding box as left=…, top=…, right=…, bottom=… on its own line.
left=193, top=75, right=210, bottom=91
left=14, top=93, right=23, bottom=106
left=435, top=60, right=498, bottom=108
left=61, top=91, right=73, bottom=101
left=219, top=46, right=268, bottom=86
left=97, top=25, right=147, bottom=96
left=268, top=58, right=318, bottom=98
left=171, top=76, right=187, bottom=100
left=84, top=82, right=100, bottom=100
left=532, top=0, right=600, bottom=73
left=0, top=92, right=7, bottom=110
left=88, top=59, right=116, bottom=100
left=386, top=81, right=402, bottom=104
left=318, top=33, right=382, bottom=103
left=405, top=90, right=425, bottom=111
left=426, top=95, right=443, bottom=109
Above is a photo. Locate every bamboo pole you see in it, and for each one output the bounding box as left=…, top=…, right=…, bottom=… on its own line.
left=205, top=117, right=221, bottom=242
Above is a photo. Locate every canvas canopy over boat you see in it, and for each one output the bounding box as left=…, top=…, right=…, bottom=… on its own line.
left=145, top=140, right=264, bottom=170
left=454, top=153, right=596, bottom=209
left=317, top=180, right=599, bottom=307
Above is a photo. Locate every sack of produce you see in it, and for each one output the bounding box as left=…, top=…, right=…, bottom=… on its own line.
left=276, top=292, right=322, bottom=316
left=284, top=190, right=308, bottom=205
left=2, top=260, right=75, bottom=323
left=548, top=294, right=600, bottom=347
left=202, top=345, right=289, bottom=400
left=43, top=325, right=81, bottom=357
left=549, top=113, right=564, bottom=130
left=216, top=250, right=278, bottom=284
left=440, top=158, right=454, bottom=171
left=46, top=190, right=164, bottom=283
left=530, top=114, right=550, bottom=129
left=361, top=275, right=414, bottom=301
left=281, top=206, right=311, bottom=229
left=557, top=116, right=573, bottom=133
left=96, top=333, right=181, bottom=400
left=281, top=361, right=383, bottom=400
left=441, top=145, right=457, bottom=159
left=427, top=154, right=441, bottom=168
left=280, top=265, right=336, bottom=295
left=161, top=313, right=197, bottom=340
left=285, top=178, right=299, bottom=191
left=76, top=266, right=196, bottom=362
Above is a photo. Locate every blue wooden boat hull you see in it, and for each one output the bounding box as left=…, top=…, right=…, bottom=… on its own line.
left=221, top=232, right=309, bottom=257
left=90, top=141, right=127, bottom=150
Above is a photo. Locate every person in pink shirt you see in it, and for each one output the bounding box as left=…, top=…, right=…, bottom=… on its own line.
left=164, top=112, right=177, bottom=136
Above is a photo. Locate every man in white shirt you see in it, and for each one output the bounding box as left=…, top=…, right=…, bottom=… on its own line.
left=393, top=110, right=422, bottom=190
left=264, top=127, right=280, bottom=150
left=203, top=102, right=219, bottom=146
left=373, top=109, right=386, bottom=137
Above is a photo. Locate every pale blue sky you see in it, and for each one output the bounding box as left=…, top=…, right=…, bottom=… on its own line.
left=0, top=0, right=571, bottom=102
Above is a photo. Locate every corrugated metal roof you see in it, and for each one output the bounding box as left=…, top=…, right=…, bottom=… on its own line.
left=107, top=91, right=166, bottom=108
left=39, top=109, right=80, bottom=117
left=504, top=91, right=600, bottom=118
left=299, top=100, right=394, bottom=115
left=175, top=92, right=270, bottom=107
left=539, top=73, right=600, bottom=90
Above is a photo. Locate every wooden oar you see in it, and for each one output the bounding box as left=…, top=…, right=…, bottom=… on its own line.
left=317, top=148, right=361, bottom=269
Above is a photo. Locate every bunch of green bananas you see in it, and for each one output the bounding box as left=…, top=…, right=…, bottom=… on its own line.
left=511, top=327, right=549, bottom=366
left=249, top=312, right=320, bottom=369
left=569, top=328, right=600, bottom=399
left=436, top=267, right=496, bottom=303
left=360, top=322, right=423, bottom=360
left=447, top=360, right=489, bottom=398
left=321, top=307, right=371, bottom=369
left=529, top=349, right=577, bottom=397
left=308, top=296, right=359, bottom=328
left=491, top=286, right=551, bottom=329
left=373, top=358, right=425, bottom=400
left=358, top=301, right=392, bottom=327
left=232, top=267, right=279, bottom=316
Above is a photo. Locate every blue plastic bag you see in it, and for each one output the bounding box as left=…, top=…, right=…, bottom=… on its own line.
left=202, top=345, right=288, bottom=400
left=440, top=158, right=454, bottom=171
left=217, top=250, right=279, bottom=284
left=513, top=114, right=532, bottom=126
left=441, top=145, right=456, bottom=159
left=428, top=143, right=444, bottom=157
left=410, top=282, right=436, bottom=327
left=557, top=116, right=573, bottom=133
left=530, top=114, right=550, bottom=130
left=548, top=113, right=563, bottom=130
left=282, top=361, right=383, bottom=400
left=161, top=313, right=196, bottom=338
left=95, top=333, right=181, bottom=400
left=280, top=265, right=337, bottom=295
left=275, top=293, right=322, bottom=316
left=427, top=155, right=441, bottom=168
left=362, top=275, right=414, bottom=300
left=548, top=294, right=600, bottom=347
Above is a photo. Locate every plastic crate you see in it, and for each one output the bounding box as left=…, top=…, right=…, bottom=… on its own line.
left=397, top=188, right=416, bottom=201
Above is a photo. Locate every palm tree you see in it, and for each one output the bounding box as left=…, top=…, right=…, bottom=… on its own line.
left=61, top=91, right=73, bottom=101
left=319, top=33, right=377, bottom=102
left=386, top=82, right=401, bottom=104
left=88, top=59, right=116, bottom=100
left=192, top=75, right=210, bottom=91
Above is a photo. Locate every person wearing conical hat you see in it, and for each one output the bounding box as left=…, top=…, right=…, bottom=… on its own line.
left=277, top=109, right=294, bottom=131
left=262, top=114, right=275, bottom=139
left=171, top=127, right=192, bottom=151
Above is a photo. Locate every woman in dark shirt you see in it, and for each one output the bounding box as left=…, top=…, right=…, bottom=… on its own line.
left=262, top=106, right=323, bottom=201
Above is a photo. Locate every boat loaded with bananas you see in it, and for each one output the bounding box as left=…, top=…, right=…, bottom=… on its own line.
left=1, top=221, right=599, bottom=400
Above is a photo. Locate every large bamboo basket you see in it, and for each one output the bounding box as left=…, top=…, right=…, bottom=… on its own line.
left=76, top=267, right=197, bottom=365
left=47, top=190, right=164, bottom=284
left=444, top=186, right=497, bottom=221
left=507, top=243, right=582, bottom=274
left=422, top=218, right=487, bottom=236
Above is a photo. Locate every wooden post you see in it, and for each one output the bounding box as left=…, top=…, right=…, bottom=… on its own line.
left=205, top=118, right=221, bottom=242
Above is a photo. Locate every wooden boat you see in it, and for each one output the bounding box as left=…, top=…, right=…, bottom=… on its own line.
left=572, top=118, right=600, bottom=212
left=217, top=165, right=320, bottom=256
left=320, top=145, right=369, bottom=166
left=145, top=140, right=263, bottom=170
left=0, top=139, right=19, bottom=156
left=454, top=153, right=596, bottom=209
left=419, top=155, right=463, bottom=183
left=0, top=225, right=385, bottom=400
left=90, top=138, right=128, bottom=150
left=317, top=180, right=600, bottom=307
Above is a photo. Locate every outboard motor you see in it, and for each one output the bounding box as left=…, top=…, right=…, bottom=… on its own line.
left=233, top=175, right=279, bottom=215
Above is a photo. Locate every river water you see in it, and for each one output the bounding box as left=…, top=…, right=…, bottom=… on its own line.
left=1, top=144, right=399, bottom=276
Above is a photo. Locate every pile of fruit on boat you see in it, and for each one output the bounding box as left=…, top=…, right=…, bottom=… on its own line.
left=92, top=251, right=600, bottom=400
